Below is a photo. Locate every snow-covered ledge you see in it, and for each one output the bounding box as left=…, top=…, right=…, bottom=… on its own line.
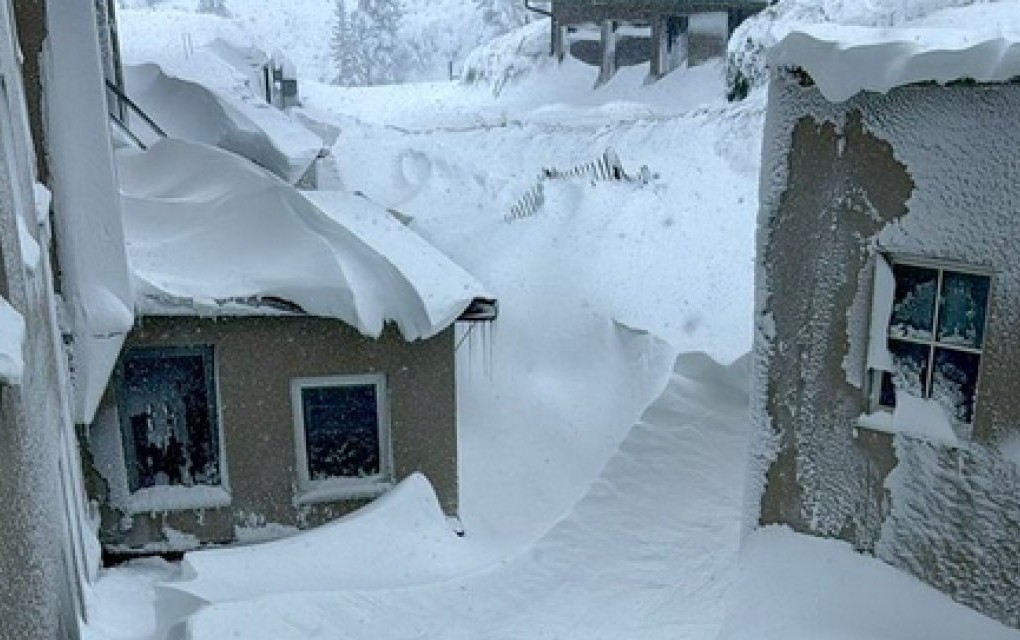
left=117, top=485, right=231, bottom=515
left=293, top=479, right=393, bottom=507
left=855, top=392, right=964, bottom=448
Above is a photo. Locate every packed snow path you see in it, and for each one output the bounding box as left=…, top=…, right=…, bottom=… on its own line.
left=179, top=353, right=749, bottom=639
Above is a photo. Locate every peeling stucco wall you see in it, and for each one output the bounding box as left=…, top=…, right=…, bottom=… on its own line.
left=755, top=74, right=1020, bottom=626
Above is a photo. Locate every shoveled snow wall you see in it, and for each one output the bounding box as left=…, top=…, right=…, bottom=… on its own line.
left=753, top=72, right=1020, bottom=627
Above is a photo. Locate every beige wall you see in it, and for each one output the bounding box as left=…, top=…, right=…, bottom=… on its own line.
left=756, top=76, right=1020, bottom=627
left=86, top=315, right=458, bottom=551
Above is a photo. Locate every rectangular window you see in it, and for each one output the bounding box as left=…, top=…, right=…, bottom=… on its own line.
left=870, top=259, right=991, bottom=427
left=291, top=373, right=392, bottom=501
left=118, top=346, right=223, bottom=493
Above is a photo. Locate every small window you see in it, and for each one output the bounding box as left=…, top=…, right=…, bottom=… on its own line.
left=870, top=259, right=991, bottom=427
left=118, top=346, right=223, bottom=493
left=291, top=374, right=392, bottom=501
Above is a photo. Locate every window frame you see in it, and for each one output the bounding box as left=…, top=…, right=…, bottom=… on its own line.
left=865, top=254, right=994, bottom=432
left=290, top=373, right=394, bottom=504
left=116, top=344, right=230, bottom=512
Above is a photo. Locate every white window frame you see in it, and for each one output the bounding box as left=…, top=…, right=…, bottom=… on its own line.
left=290, top=373, right=393, bottom=505
left=861, top=253, right=993, bottom=439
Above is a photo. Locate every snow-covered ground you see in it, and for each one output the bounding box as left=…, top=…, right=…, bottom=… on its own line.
left=81, top=2, right=1020, bottom=638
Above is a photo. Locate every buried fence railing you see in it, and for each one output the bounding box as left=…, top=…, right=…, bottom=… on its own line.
left=506, top=148, right=652, bottom=221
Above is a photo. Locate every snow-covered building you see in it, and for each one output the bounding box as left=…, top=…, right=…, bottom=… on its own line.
left=9, top=0, right=496, bottom=561
left=543, top=0, right=766, bottom=84
left=753, top=23, right=1020, bottom=628
left=83, top=137, right=495, bottom=554
left=1, top=0, right=127, bottom=637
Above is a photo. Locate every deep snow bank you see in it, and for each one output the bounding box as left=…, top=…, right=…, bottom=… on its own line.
left=718, top=526, right=1020, bottom=640
left=123, top=61, right=323, bottom=183
left=160, top=352, right=752, bottom=639
left=117, top=139, right=488, bottom=340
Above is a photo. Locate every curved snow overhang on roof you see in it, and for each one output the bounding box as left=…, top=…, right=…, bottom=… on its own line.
left=117, top=139, right=492, bottom=341
left=769, top=24, right=1020, bottom=103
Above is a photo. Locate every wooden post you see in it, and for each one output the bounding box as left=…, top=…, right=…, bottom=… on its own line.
left=649, top=15, right=666, bottom=80
left=551, top=18, right=566, bottom=61
left=596, top=19, right=617, bottom=87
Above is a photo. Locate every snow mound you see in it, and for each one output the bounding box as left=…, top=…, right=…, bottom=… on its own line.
left=162, top=473, right=474, bottom=607
left=166, top=351, right=752, bottom=639
left=462, top=19, right=554, bottom=95
left=117, top=139, right=488, bottom=340
left=718, top=526, right=1020, bottom=640
left=123, top=54, right=323, bottom=183
left=770, top=24, right=1020, bottom=102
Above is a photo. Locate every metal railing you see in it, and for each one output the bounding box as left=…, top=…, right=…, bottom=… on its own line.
left=104, top=79, right=167, bottom=149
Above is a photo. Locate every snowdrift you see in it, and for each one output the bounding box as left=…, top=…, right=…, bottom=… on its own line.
left=117, top=139, right=488, bottom=340
left=160, top=474, right=475, bottom=606
left=123, top=60, right=322, bottom=183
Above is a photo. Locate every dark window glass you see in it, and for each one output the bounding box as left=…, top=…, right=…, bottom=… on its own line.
left=889, top=264, right=938, bottom=340
left=932, top=348, right=981, bottom=424
left=879, top=339, right=930, bottom=409
left=119, top=347, right=220, bottom=492
left=301, top=384, right=381, bottom=481
left=937, top=271, right=989, bottom=349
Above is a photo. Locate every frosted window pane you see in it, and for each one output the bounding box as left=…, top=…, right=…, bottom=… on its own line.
left=937, top=271, right=989, bottom=349
left=933, top=348, right=980, bottom=425
left=120, top=347, right=220, bottom=492
left=879, top=339, right=929, bottom=408
left=302, top=384, right=381, bottom=480
left=889, top=264, right=937, bottom=340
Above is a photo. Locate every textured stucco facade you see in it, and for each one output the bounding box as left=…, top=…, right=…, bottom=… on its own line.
left=754, top=72, right=1020, bottom=627
left=85, top=315, right=459, bottom=552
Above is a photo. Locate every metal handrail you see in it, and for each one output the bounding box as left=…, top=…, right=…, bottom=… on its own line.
left=104, top=79, right=168, bottom=139
left=108, top=111, right=147, bottom=150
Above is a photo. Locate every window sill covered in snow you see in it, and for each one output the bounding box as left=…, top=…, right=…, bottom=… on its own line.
left=293, top=478, right=394, bottom=507
left=117, top=485, right=232, bottom=515
left=855, top=401, right=964, bottom=448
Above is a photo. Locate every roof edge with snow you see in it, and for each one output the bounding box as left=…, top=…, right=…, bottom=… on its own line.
left=769, top=24, right=1020, bottom=103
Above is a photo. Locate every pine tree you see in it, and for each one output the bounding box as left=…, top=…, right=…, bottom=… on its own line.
left=475, top=0, right=529, bottom=41
left=354, top=0, right=408, bottom=85
left=331, top=0, right=369, bottom=85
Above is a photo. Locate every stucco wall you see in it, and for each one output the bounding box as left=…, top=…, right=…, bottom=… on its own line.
left=755, top=74, right=1020, bottom=626
left=85, top=315, right=459, bottom=552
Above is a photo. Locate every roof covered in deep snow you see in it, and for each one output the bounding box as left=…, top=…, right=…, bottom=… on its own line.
left=117, top=139, right=490, bottom=341
left=770, top=22, right=1020, bottom=102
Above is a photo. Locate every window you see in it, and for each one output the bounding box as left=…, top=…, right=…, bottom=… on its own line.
left=118, top=346, right=223, bottom=493
left=869, top=258, right=991, bottom=428
left=291, top=373, right=392, bottom=501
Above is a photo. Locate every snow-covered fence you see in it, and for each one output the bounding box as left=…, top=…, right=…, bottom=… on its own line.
left=506, top=147, right=651, bottom=221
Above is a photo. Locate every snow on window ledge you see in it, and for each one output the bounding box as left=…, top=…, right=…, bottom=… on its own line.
left=117, top=485, right=232, bottom=515
left=293, top=478, right=394, bottom=507
left=855, top=392, right=964, bottom=448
